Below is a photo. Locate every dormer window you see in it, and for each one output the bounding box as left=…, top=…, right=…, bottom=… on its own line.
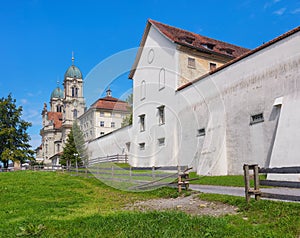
left=201, top=43, right=215, bottom=50
left=179, top=36, right=195, bottom=44
left=185, top=36, right=195, bottom=44
left=220, top=48, right=234, bottom=55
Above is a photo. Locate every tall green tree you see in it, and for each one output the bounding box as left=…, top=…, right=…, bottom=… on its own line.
left=121, top=93, right=133, bottom=127
left=73, top=121, right=88, bottom=166
left=0, top=94, right=34, bottom=168
left=60, top=121, right=87, bottom=167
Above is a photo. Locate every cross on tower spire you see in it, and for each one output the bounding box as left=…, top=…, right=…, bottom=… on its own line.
left=72, top=51, right=75, bottom=65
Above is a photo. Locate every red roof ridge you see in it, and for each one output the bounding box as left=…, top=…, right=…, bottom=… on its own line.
left=89, top=95, right=130, bottom=112
left=177, top=24, right=300, bottom=91
left=148, top=19, right=250, bottom=57
left=129, top=19, right=250, bottom=79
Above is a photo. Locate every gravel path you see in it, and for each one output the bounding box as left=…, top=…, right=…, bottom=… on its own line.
left=124, top=193, right=238, bottom=216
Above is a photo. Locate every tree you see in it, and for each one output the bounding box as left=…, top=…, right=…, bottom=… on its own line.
left=121, top=93, right=133, bottom=127
left=0, top=94, right=34, bottom=168
left=60, top=121, right=87, bottom=167
left=72, top=121, right=88, bottom=166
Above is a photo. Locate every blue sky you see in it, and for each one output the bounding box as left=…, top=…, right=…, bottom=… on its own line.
left=0, top=0, right=299, bottom=149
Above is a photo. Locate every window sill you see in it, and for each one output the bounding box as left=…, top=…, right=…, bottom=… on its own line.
left=187, top=65, right=196, bottom=69
left=250, top=120, right=264, bottom=125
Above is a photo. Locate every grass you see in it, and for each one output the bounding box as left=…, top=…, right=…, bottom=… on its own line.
left=0, top=171, right=299, bottom=237
left=189, top=172, right=267, bottom=187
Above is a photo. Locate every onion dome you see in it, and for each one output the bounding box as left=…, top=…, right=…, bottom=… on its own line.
left=64, top=65, right=82, bottom=79
left=51, top=87, right=64, bottom=99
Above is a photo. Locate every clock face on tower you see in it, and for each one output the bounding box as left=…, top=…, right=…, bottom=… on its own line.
left=73, top=100, right=78, bottom=107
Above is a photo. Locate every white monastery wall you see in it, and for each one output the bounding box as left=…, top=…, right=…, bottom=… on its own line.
left=178, top=31, right=300, bottom=175
left=88, top=126, right=131, bottom=160
left=88, top=28, right=300, bottom=177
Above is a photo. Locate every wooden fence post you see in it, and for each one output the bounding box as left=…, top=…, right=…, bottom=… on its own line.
left=129, top=166, right=132, bottom=181
left=152, top=166, right=155, bottom=180
left=243, top=164, right=250, bottom=203
left=177, top=165, right=182, bottom=193
left=253, top=164, right=261, bottom=201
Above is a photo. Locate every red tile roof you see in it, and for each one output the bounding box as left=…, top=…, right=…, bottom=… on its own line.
left=149, top=19, right=250, bottom=58
left=177, top=24, right=300, bottom=91
left=47, top=112, right=62, bottom=129
left=129, top=19, right=250, bottom=79
left=91, top=96, right=130, bottom=112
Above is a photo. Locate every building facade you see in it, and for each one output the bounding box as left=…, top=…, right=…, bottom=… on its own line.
left=36, top=57, right=86, bottom=165
left=87, top=19, right=300, bottom=180
left=78, top=88, right=131, bottom=142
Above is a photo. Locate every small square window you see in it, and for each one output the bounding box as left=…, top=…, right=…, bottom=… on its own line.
left=197, top=128, right=206, bottom=136
left=158, top=138, right=165, bottom=146
left=250, top=113, right=264, bottom=125
left=100, top=121, right=104, bottom=127
left=100, top=132, right=105, bottom=135
left=139, top=142, right=145, bottom=150
left=188, top=57, right=196, bottom=68
left=210, top=63, right=217, bottom=71
left=100, top=112, right=104, bottom=117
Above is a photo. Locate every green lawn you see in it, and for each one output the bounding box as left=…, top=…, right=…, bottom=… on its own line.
left=0, top=171, right=299, bottom=237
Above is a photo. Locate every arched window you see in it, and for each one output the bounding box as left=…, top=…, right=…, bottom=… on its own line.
left=140, top=80, right=146, bottom=100
left=56, top=105, right=63, bottom=112
left=72, top=87, right=79, bottom=98
left=73, top=109, right=78, bottom=119
left=159, top=68, right=165, bottom=90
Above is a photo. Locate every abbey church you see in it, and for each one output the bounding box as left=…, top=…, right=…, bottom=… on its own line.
left=36, top=57, right=131, bottom=165
left=36, top=57, right=86, bottom=164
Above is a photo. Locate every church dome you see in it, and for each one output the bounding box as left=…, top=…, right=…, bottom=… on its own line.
left=64, top=65, right=82, bottom=79
left=51, top=87, right=64, bottom=99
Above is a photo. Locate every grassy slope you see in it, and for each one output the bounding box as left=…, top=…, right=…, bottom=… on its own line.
left=0, top=171, right=299, bottom=237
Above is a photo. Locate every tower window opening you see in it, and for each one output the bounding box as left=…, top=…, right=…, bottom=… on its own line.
left=72, top=87, right=79, bottom=98
left=73, top=109, right=78, bottom=119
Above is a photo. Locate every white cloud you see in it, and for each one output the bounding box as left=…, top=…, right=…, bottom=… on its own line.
left=27, top=90, right=42, bottom=97
left=291, top=8, right=300, bottom=14
left=22, top=108, right=42, bottom=126
left=30, top=134, right=42, bottom=149
left=21, top=99, right=28, bottom=105
left=273, top=7, right=286, bottom=15
left=264, top=0, right=281, bottom=9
